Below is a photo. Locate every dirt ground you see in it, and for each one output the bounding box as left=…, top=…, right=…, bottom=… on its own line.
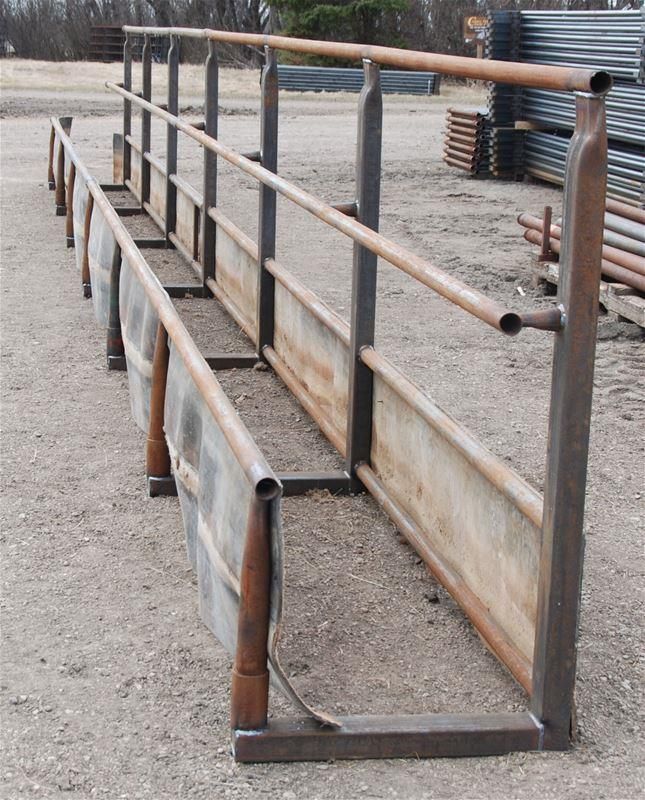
left=1, top=59, right=644, bottom=799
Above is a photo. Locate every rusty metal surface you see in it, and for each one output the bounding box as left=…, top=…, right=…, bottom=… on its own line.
left=119, top=255, right=159, bottom=432
left=149, top=157, right=166, bottom=221
left=366, top=359, right=542, bottom=668
left=273, top=279, right=350, bottom=440
left=122, top=25, right=611, bottom=94
left=176, top=185, right=199, bottom=258
left=72, top=176, right=90, bottom=273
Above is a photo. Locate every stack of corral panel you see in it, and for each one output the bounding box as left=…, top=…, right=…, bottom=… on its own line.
left=518, top=9, right=644, bottom=206
left=277, top=65, right=441, bottom=95
left=443, top=107, right=490, bottom=175
left=479, top=8, right=644, bottom=206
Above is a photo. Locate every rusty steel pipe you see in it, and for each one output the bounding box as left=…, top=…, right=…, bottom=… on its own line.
left=81, top=193, right=94, bottom=294
left=121, top=26, right=611, bottom=94
left=48, top=126, right=56, bottom=189
left=146, top=323, right=172, bottom=479
left=231, top=495, right=272, bottom=731
left=65, top=162, right=76, bottom=247
left=355, top=462, right=533, bottom=695
left=522, top=229, right=645, bottom=294
left=519, top=213, right=645, bottom=277
left=106, top=82, right=525, bottom=336
left=55, top=139, right=66, bottom=214
left=605, top=198, right=645, bottom=226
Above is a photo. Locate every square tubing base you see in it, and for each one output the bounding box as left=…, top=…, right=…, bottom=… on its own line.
left=107, top=355, right=127, bottom=371
left=148, top=475, right=177, bottom=497
left=233, top=712, right=542, bottom=762
left=277, top=471, right=352, bottom=496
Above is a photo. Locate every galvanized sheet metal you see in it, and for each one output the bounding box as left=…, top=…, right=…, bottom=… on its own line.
left=215, top=221, right=258, bottom=330
left=119, top=256, right=159, bottom=431
left=164, top=345, right=337, bottom=726
left=130, top=148, right=142, bottom=198
left=150, top=158, right=166, bottom=219
left=370, top=376, right=540, bottom=663
left=72, top=177, right=89, bottom=273
left=88, top=201, right=119, bottom=328
left=273, top=280, right=350, bottom=438
left=176, top=187, right=197, bottom=257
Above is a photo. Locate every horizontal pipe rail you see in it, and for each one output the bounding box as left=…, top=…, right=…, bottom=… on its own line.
left=121, top=26, right=611, bottom=94
left=51, top=117, right=278, bottom=499
left=106, top=81, right=550, bottom=337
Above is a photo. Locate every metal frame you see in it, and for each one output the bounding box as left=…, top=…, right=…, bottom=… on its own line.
left=46, top=25, right=610, bottom=762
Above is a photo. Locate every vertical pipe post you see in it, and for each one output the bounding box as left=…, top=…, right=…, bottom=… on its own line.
left=201, top=40, right=219, bottom=286
left=146, top=322, right=172, bottom=495
left=123, top=33, right=133, bottom=183
left=230, top=494, right=273, bottom=731
left=141, top=34, right=152, bottom=208
left=81, top=193, right=94, bottom=299
left=256, top=47, right=278, bottom=354
left=531, top=94, right=607, bottom=750
left=65, top=163, right=76, bottom=248
left=107, top=245, right=126, bottom=371
left=54, top=117, right=73, bottom=216
left=48, top=125, right=56, bottom=189
left=165, top=35, right=179, bottom=242
left=345, top=60, right=382, bottom=490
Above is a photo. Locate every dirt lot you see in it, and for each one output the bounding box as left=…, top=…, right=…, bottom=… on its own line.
left=1, top=60, right=644, bottom=799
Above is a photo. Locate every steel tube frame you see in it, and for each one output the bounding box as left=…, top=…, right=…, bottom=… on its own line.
left=51, top=20, right=609, bottom=756
left=201, top=41, right=218, bottom=286
left=140, top=35, right=152, bottom=208
left=164, top=36, right=179, bottom=242
left=123, top=34, right=133, bottom=183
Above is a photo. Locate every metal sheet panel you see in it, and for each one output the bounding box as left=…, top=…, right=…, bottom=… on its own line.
left=164, top=346, right=337, bottom=726
left=72, top=178, right=89, bottom=273
left=370, top=376, right=540, bottom=663
left=88, top=201, right=119, bottom=328
left=119, top=257, right=159, bottom=432
left=130, top=148, right=142, bottom=198
left=176, top=187, right=197, bottom=257
left=273, top=281, right=349, bottom=438
left=150, top=159, right=166, bottom=220
left=215, top=222, right=258, bottom=331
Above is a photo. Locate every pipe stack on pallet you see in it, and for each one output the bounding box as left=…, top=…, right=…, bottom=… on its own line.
left=478, top=8, right=644, bottom=205
left=518, top=199, right=645, bottom=297
left=443, top=107, right=490, bottom=175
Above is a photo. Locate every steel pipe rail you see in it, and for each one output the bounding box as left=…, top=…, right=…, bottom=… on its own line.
left=106, top=80, right=551, bottom=336
left=121, top=25, right=611, bottom=94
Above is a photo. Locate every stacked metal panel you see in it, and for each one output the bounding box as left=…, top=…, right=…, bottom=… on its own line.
left=277, top=65, right=440, bottom=95
left=484, top=10, right=523, bottom=178
left=518, top=9, right=644, bottom=206
left=443, top=107, right=490, bottom=175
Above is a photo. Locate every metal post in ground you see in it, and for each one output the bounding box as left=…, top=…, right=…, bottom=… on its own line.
left=107, top=246, right=126, bottom=371
left=201, top=40, right=219, bottom=286
left=165, top=35, right=179, bottom=242
left=345, top=60, right=382, bottom=491
left=141, top=34, right=152, bottom=208
left=531, top=93, right=607, bottom=750
left=256, top=47, right=278, bottom=354
left=55, top=117, right=73, bottom=216
left=146, top=323, right=174, bottom=496
left=123, top=33, right=133, bottom=183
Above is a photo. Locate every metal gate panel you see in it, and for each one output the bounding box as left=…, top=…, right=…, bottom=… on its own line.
left=273, top=281, right=350, bottom=439
left=370, top=374, right=541, bottom=664
left=130, top=148, right=142, bottom=199
left=88, top=201, right=119, bottom=328
left=72, top=178, right=89, bottom=273
left=119, top=257, right=159, bottom=431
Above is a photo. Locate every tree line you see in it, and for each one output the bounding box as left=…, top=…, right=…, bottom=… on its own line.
left=0, top=0, right=640, bottom=63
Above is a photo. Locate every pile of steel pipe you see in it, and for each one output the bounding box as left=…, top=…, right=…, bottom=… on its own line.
left=518, top=201, right=645, bottom=294
left=520, top=9, right=644, bottom=82
left=277, top=65, right=440, bottom=95
left=443, top=107, right=490, bottom=175
left=524, top=131, right=644, bottom=207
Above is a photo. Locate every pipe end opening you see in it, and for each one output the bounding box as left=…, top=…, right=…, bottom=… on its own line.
left=500, top=313, right=522, bottom=337
left=590, top=71, right=613, bottom=96
left=256, top=477, right=280, bottom=501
